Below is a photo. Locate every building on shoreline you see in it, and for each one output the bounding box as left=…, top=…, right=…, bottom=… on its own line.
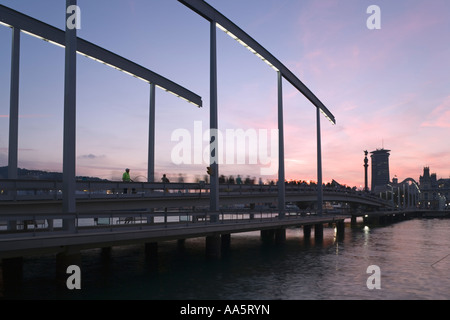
left=419, top=167, right=450, bottom=210
left=370, top=148, right=391, bottom=194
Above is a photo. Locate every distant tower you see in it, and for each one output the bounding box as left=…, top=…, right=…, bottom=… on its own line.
left=363, top=150, right=369, bottom=192
left=370, top=148, right=391, bottom=192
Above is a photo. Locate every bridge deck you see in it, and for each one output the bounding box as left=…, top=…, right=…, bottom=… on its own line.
left=0, top=179, right=389, bottom=259
left=0, top=212, right=348, bottom=259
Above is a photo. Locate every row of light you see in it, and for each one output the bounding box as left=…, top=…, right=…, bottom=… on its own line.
left=0, top=21, right=12, bottom=28
left=216, top=23, right=279, bottom=72
left=320, top=108, right=336, bottom=125
left=0, top=21, right=201, bottom=108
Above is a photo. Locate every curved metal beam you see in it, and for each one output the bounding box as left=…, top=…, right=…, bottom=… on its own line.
left=178, top=0, right=335, bottom=123
left=0, top=4, right=202, bottom=107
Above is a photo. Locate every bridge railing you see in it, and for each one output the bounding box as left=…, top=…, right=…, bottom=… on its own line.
left=0, top=179, right=211, bottom=201
left=0, top=206, right=309, bottom=237
left=0, top=179, right=388, bottom=204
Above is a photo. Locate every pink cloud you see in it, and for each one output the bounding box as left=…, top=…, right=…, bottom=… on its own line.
left=421, top=96, right=450, bottom=128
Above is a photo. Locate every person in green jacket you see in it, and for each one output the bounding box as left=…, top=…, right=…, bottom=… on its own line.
left=122, top=168, right=132, bottom=182
left=122, top=168, right=133, bottom=194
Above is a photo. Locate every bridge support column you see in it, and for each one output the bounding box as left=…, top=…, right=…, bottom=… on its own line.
left=56, top=249, right=81, bottom=288
left=277, top=71, right=286, bottom=219
left=261, top=229, right=275, bottom=243
left=62, top=0, right=78, bottom=232
left=363, top=215, right=368, bottom=224
left=101, top=247, right=111, bottom=259
left=221, top=234, right=231, bottom=251
left=177, top=239, right=185, bottom=247
left=275, top=228, right=286, bottom=243
left=145, top=242, right=158, bottom=259
left=8, top=27, right=20, bottom=184
left=303, top=225, right=312, bottom=239
left=1, top=257, right=23, bottom=295
left=336, top=220, right=345, bottom=240
left=314, top=224, right=324, bottom=242
left=367, top=215, right=380, bottom=225
left=206, top=235, right=221, bottom=259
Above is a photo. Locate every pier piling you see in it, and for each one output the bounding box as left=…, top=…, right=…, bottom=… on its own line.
left=314, top=224, right=324, bottom=242
left=206, top=235, right=221, bottom=259
left=303, top=225, right=312, bottom=238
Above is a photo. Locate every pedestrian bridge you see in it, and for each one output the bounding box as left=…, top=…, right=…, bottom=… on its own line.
left=0, top=178, right=402, bottom=287
left=0, top=179, right=389, bottom=258
left=0, top=179, right=389, bottom=215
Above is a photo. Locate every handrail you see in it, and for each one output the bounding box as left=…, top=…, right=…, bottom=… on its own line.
left=0, top=178, right=388, bottom=204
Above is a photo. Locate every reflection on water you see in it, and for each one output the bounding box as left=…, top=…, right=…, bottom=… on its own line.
left=1, top=218, right=450, bottom=300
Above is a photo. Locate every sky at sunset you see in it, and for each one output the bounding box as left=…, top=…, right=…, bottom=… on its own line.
left=0, top=0, right=449, bottom=188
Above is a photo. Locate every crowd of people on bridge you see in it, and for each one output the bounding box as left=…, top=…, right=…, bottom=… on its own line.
left=121, top=168, right=363, bottom=193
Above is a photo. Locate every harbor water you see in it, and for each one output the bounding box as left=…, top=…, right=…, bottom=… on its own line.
left=1, top=217, right=450, bottom=300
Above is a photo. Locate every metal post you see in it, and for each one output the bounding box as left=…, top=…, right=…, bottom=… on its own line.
left=277, top=71, right=285, bottom=218
left=7, top=27, right=20, bottom=231
left=209, top=20, right=219, bottom=218
left=8, top=27, right=20, bottom=180
left=148, top=83, right=155, bottom=182
left=316, top=107, right=323, bottom=215
left=62, top=0, right=77, bottom=231
left=363, top=150, right=369, bottom=192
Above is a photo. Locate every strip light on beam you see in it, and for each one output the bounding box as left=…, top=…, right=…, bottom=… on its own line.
left=4, top=23, right=202, bottom=108
left=320, top=108, right=336, bottom=125
left=217, top=23, right=279, bottom=72
left=20, top=29, right=65, bottom=48
left=0, top=21, right=11, bottom=28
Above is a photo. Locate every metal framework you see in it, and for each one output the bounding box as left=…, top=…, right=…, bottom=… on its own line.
left=0, top=4, right=202, bottom=107
left=178, top=0, right=335, bottom=123
left=0, top=3, right=202, bottom=230
left=1, top=1, right=336, bottom=223
left=178, top=0, right=336, bottom=215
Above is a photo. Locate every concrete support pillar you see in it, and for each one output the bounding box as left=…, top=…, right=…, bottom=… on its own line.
left=314, top=224, right=324, bottom=242
left=101, top=247, right=111, bottom=259
left=56, top=249, right=81, bottom=288
left=206, top=235, right=221, bottom=259
left=1, top=257, right=23, bottom=295
left=367, top=215, right=380, bottom=225
left=221, top=234, right=231, bottom=250
left=303, top=225, right=312, bottom=238
left=177, top=239, right=185, bottom=248
left=275, top=228, right=286, bottom=243
left=261, top=229, right=275, bottom=243
left=145, top=242, right=158, bottom=259
left=336, top=220, right=345, bottom=240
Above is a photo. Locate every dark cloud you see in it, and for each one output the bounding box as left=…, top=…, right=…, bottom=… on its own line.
left=78, top=154, right=105, bottom=160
